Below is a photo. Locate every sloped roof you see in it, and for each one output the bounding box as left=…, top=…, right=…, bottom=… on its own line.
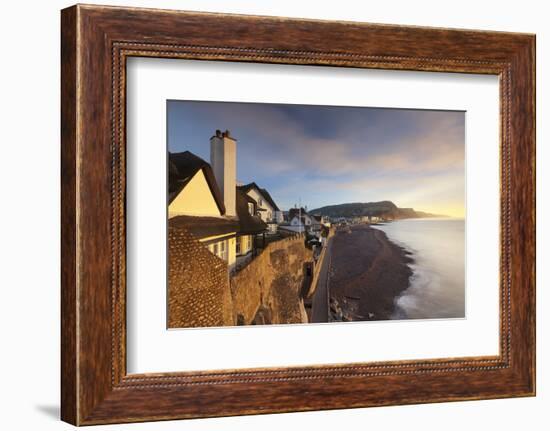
left=169, top=215, right=239, bottom=240
left=238, top=182, right=280, bottom=211
left=168, top=151, right=226, bottom=215
left=235, top=189, right=268, bottom=234
left=288, top=207, right=309, bottom=221
left=167, top=223, right=231, bottom=328
left=260, top=188, right=280, bottom=212
left=292, top=216, right=309, bottom=225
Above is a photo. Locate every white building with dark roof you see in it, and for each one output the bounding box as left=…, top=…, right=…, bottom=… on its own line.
left=238, top=182, right=282, bottom=234
left=288, top=207, right=314, bottom=230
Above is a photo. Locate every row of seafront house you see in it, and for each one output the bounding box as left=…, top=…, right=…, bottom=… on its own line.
left=168, top=129, right=329, bottom=274
left=167, top=130, right=331, bottom=328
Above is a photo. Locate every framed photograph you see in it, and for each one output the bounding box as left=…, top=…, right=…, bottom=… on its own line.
left=61, top=4, right=536, bottom=425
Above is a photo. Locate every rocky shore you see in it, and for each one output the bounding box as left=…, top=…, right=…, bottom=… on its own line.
left=329, top=224, right=413, bottom=321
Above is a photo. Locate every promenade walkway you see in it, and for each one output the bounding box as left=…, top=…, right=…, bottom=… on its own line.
left=310, top=236, right=333, bottom=323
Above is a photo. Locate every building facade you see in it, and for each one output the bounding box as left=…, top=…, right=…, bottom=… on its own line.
left=238, top=182, right=282, bottom=234
left=168, top=130, right=268, bottom=272
left=288, top=207, right=314, bottom=230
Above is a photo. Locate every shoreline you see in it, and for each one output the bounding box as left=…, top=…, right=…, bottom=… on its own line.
left=329, top=224, right=413, bottom=321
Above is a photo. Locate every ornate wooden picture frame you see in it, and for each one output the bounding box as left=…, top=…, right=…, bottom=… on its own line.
left=61, top=4, right=535, bottom=425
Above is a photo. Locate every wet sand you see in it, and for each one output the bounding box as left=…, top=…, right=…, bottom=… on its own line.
left=329, top=224, right=413, bottom=321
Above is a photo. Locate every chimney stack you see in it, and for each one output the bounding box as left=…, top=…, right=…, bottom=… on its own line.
left=210, top=130, right=237, bottom=216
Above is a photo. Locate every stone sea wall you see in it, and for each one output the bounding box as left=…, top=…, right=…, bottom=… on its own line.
left=168, top=226, right=313, bottom=328
left=231, top=234, right=312, bottom=325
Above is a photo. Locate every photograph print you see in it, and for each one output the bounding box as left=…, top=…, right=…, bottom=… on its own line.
left=167, top=100, right=465, bottom=329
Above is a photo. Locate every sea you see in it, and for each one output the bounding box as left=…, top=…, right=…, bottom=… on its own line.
left=372, top=218, right=465, bottom=320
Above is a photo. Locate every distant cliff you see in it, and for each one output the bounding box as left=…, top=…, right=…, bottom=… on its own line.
left=309, top=201, right=444, bottom=220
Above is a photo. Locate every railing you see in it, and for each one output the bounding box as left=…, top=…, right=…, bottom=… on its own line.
left=233, top=232, right=307, bottom=276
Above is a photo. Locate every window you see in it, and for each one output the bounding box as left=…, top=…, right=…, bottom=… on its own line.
left=258, top=197, right=263, bottom=207
left=248, top=202, right=254, bottom=216
left=220, top=240, right=228, bottom=261
left=236, top=237, right=241, bottom=255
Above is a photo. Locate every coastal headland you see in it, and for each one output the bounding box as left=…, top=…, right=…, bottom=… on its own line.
left=329, top=224, right=413, bottom=321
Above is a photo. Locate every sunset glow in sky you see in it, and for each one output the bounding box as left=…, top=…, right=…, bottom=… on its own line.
left=168, top=101, right=465, bottom=218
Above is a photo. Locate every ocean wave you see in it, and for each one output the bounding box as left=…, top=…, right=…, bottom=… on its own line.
left=373, top=219, right=465, bottom=320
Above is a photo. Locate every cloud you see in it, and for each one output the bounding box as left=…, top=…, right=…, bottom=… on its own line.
left=168, top=101, right=465, bottom=214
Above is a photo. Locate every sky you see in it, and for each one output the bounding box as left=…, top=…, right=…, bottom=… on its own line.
left=167, top=100, right=465, bottom=218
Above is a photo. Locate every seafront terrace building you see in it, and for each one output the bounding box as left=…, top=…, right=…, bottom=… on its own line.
left=168, top=130, right=268, bottom=271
